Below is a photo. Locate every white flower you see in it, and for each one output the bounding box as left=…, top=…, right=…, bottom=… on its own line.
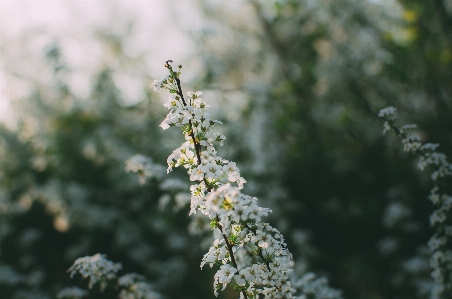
left=68, top=254, right=122, bottom=291
left=163, top=95, right=179, bottom=109
left=234, top=268, right=256, bottom=286
left=215, top=264, right=237, bottom=290
left=151, top=79, right=163, bottom=92
left=187, top=91, right=203, bottom=98
left=125, top=154, right=165, bottom=184
left=57, top=287, right=88, bottom=299
left=378, top=106, right=396, bottom=118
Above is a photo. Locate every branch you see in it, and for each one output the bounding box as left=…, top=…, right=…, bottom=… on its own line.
left=165, top=60, right=248, bottom=299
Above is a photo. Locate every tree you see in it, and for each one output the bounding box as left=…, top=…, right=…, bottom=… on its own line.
left=176, top=0, right=452, bottom=298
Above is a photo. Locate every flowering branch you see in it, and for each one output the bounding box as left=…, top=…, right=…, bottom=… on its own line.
left=379, top=107, right=452, bottom=299
left=61, top=254, right=162, bottom=299
left=163, top=61, right=243, bottom=285
left=166, top=61, right=204, bottom=167
left=152, top=61, right=295, bottom=298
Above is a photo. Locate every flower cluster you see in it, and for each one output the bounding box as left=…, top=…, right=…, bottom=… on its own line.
left=293, top=273, right=343, bottom=299
left=379, top=107, right=452, bottom=299
left=64, top=254, right=162, bottom=299
left=153, top=62, right=296, bottom=298
left=56, top=287, right=88, bottom=299
left=125, top=154, right=166, bottom=185
left=118, top=273, right=162, bottom=299
left=68, top=253, right=122, bottom=291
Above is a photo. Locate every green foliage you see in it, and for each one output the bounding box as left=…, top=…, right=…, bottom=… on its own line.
left=190, top=1, right=452, bottom=298
left=0, top=30, right=212, bottom=299
left=1, top=0, right=452, bottom=298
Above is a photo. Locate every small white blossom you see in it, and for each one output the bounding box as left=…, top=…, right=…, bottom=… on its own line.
left=150, top=79, right=164, bottom=92
left=214, top=264, right=238, bottom=291
left=56, top=287, right=88, bottom=299
left=378, top=106, right=396, bottom=117
left=380, top=109, right=452, bottom=299
left=118, top=273, right=162, bottom=299
left=125, top=154, right=166, bottom=184
left=67, top=254, right=122, bottom=291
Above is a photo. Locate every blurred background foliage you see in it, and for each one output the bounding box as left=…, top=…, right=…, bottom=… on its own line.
left=0, top=0, right=451, bottom=298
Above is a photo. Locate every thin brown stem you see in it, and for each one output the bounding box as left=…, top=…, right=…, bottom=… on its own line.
left=245, top=224, right=270, bottom=270
left=216, top=219, right=238, bottom=268
left=215, top=219, right=251, bottom=299
left=384, top=119, right=451, bottom=201
left=348, top=80, right=380, bottom=119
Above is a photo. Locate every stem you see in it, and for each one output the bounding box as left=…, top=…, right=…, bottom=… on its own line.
left=166, top=61, right=249, bottom=299
left=385, top=119, right=452, bottom=297
left=245, top=224, right=270, bottom=270
left=214, top=219, right=254, bottom=299
left=216, top=218, right=238, bottom=268
left=385, top=121, right=445, bottom=191
left=176, top=79, right=204, bottom=167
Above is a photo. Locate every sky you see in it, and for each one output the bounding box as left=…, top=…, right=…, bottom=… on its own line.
left=0, top=0, right=199, bottom=124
